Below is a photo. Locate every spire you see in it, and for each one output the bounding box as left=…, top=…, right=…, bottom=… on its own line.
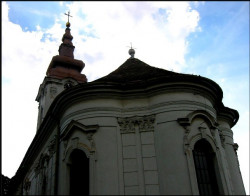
left=45, top=11, right=87, bottom=83
left=58, top=11, right=75, bottom=58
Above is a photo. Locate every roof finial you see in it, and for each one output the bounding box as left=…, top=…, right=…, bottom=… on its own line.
left=64, top=11, right=72, bottom=28
left=127, top=42, right=136, bottom=58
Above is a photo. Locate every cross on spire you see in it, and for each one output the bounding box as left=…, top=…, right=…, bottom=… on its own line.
left=64, top=11, right=72, bottom=23
left=127, top=42, right=136, bottom=50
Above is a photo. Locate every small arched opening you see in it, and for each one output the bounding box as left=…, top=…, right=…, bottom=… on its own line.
left=69, top=149, right=89, bottom=195
left=193, top=139, right=220, bottom=195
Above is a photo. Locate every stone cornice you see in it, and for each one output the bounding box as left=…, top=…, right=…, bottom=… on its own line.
left=217, top=105, right=239, bottom=127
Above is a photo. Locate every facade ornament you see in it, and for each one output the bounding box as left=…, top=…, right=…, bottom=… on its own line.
left=117, top=117, right=135, bottom=133
left=34, top=153, right=49, bottom=176
left=87, top=132, right=96, bottom=152
left=218, top=129, right=225, bottom=148
left=117, top=115, right=155, bottom=133
left=24, top=178, right=31, bottom=193
left=177, top=118, right=191, bottom=155
left=233, top=143, right=239, bottom=152
left=233, top=143, right=240, bottom=167
left=48, top=136, right=57, bottom=156
left=198, top=126, right=207, bottom=138
left=210, top=127, right=216, bottom=137
left=183, top=126, right=191, bottom=155
left=210, top=127, right=220, bottom=150
left=50, top=86, right=57, bottom=98
left=34, top=162, right=40, bottom=177
left=64, top=80, right=74, bottom=89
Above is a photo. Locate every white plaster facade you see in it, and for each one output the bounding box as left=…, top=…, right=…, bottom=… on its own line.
left=12, top=57, right=246, bottom=195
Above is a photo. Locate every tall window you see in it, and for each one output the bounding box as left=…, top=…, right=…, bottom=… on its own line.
left=70, top=149, right=89, bottom=195
left=193, top=139, right=220, bottom=195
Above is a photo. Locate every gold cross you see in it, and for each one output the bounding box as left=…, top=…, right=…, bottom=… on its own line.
left=64, top=11, right=72, bottom=23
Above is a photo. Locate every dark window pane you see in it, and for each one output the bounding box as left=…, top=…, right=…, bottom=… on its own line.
left=193, top=139, right=220, bottom=195
left=70, top=149, right=89, bottom=195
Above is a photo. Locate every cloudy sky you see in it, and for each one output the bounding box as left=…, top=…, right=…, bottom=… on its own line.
left=2, top=1, right=249, bottom=193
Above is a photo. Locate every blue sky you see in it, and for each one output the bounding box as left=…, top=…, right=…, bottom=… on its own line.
left=7, top=1, right=64, bottom=31
left=2, top=1, right=249, bottom=194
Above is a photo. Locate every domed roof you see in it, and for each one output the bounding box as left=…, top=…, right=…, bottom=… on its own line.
left=94, top=57, right=218, bottom=88
left=95, top=58, right=181, bottom=83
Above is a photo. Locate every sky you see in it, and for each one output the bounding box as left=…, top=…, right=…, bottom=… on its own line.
left=2, top=1, right=249, bottom=194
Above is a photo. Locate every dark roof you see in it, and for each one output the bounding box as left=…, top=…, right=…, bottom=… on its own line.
left=95, top=57, right=182, bottom=83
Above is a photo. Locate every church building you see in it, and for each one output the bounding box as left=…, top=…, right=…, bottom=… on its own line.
left=10, top=16, right=246, bottom=195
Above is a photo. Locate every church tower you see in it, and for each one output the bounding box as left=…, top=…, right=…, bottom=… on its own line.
left=35, top=13, right=87, bottom=129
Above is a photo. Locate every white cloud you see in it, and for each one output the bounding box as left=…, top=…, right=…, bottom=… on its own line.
left=2, top=1, right=201, bottom=177
left=65, top=1, right=201, bottom=78
left=2, top=1, right=60, bottom=177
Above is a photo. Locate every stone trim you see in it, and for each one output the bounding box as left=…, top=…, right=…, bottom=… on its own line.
left=117, top=115, right=155, bottom=134
left=60, top=120, right=99, bottom=142
left=63, top=138, right=96, bottom=195
left=177, top=110, right=233, bottom=195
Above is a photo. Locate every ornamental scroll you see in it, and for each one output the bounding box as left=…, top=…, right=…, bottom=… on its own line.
left=117, top=115, right=155, bottom=133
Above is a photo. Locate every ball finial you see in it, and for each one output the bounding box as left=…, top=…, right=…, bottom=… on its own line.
left=127, top=43, right=136, bottom=58
left=129, top=48, right=135, bottom=58
left=65, top=11, right=72, bottom=28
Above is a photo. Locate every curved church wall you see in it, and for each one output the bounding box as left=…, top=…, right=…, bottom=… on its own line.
left=56, top=89, right=223, bottom=195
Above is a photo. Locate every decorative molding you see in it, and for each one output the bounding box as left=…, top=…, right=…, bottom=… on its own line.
left=24, top=178, right=31, bottom=193
left=198, top=126, right=207, bottom=139
left=219, top=129, right=226, bottom=148
left=34, top=153, right=49, bottom=176
left=186, top=110, right=218, bottom=127
left=183, top=127, right=191, bottom=155
left=117, top=115, right=155, bottom=133
left=233, top=143, right=239, bottom=152
left=61, top=120, right=99, bottom=160
left=178, top=110, right=219, bottom=154
left=50, top=86, right=57, bottom=98
left=64, top=80, right=74, bottom=89
left=87, top=132, right=96, bottom=152
left=47, top=135, right=56, bottom=156
left=210, top=127, right=216, bottom=137
left=61, top=120, right=99, bottom=141
left=177, top=118, right=191, bottom=127
left=233, top=143, right=240, bottom=167
left=117, top=117, right=135, bottom=133
left=177, top=118, right=191, bottom=155
left=60, top=100, right=217, bottom=127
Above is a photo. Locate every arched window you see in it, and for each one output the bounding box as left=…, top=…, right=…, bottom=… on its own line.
left=193, top=139, right=220, bottom=195
left=69, top=149, right=89, bottom=195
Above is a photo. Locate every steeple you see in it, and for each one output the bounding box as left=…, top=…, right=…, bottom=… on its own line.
left=46, top=12, right=87, bottom=83
left=36, top=12, right=87, bottom=130
left=59, top=12, right=75, bottom=58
